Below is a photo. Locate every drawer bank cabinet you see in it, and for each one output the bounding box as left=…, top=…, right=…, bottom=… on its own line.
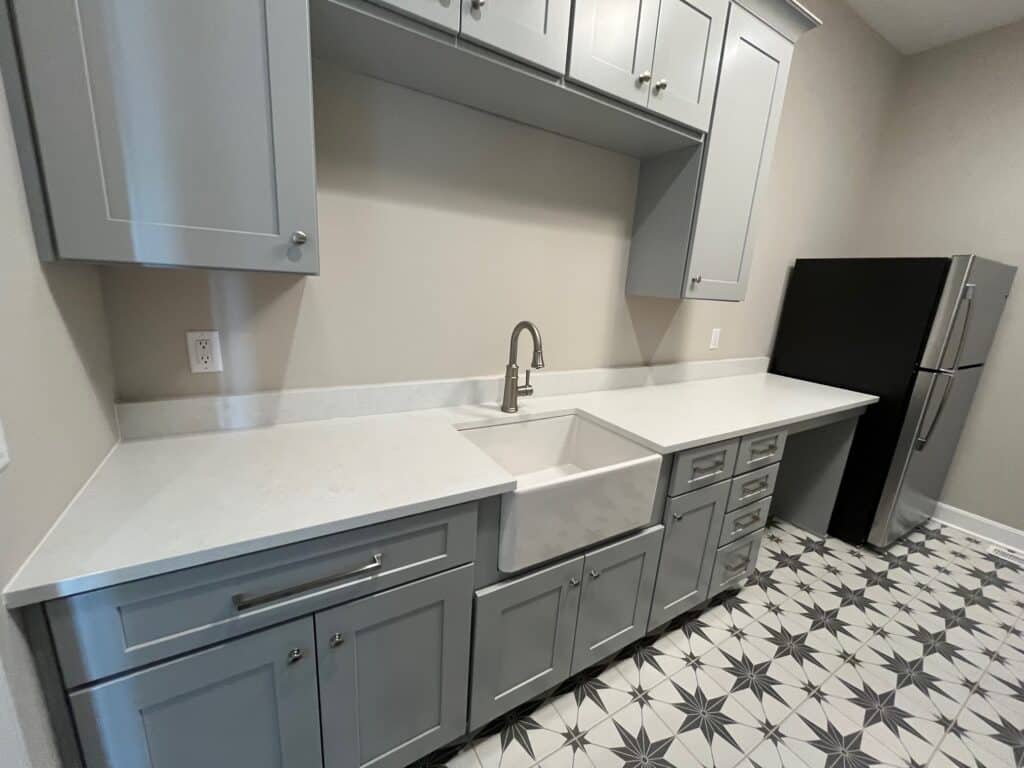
left=50, top=505, right=478, bottom=768
left=648, top=429, right=785, bottom=630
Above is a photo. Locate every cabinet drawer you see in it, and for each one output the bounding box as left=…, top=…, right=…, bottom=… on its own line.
left=470, top=556, right=584, bottom=729
left=736, top=429, right=787, bottom=472
left=669, top=439, right=739, bottom=496
left=727, top=464, right=778, bottom=511
left=710, top=529, right=763, bottom=595
left=720, top=496, right=771, bottom=546
left=48, top=504, right=477, bottom=688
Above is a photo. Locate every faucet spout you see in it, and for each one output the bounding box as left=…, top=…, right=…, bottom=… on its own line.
left=502, top=321, right=545, bottom=413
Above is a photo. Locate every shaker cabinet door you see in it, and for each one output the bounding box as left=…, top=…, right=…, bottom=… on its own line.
left=460, top=0, right=572, bottom=73
left=648, top=480, right=729, bottom=630
left=372, top=0, right=460, bottom=31
left=470, top=556, right=584, bottom=729
left=69, top=619, right=322, bottom=768
left=317, top=567, right=473, bottom=768
left=567, top=0, right=659, bottom=107
left=572, top=526, right=662, bottom=674
left=685, top=4, right=793, bottom=300
left=12, top=0, right=318, bottom=273
left=647, top=0, right=727, bottom=131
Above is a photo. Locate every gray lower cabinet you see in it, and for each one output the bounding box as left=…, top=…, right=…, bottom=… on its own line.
left=572, top=526, right=663, bottom=674
left=317, top=566, right=473, bottom=768
left=648, top=481, right=729, bottom=630
left=10, top=0, right=318, bottom=273
left=371, top=0, right=460, bottom=31
left=459, top=0, right=571, bottom=73
left=470, top=556, right=584, bottom=729
left=684, top=3, right=794, bottom=300
left=69, top=618, right=322, bottom=768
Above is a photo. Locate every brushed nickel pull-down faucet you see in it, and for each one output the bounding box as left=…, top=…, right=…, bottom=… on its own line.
left=501, top=321, right=545, bottom=413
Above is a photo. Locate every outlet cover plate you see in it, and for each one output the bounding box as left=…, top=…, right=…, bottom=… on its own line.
left=186, top=331, right=223, bottom=374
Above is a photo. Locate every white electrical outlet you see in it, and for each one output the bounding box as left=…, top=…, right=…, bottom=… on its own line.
left=0, top=416, right=9, bottom=472
left=709, top=328, right=721, bottom=350
left=186, top=331, right=223, bottom=373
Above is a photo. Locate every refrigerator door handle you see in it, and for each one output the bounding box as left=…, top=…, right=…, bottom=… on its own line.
left=915, top=371, right=956, bottom=450
left=939, top=283, right=975, bottom=373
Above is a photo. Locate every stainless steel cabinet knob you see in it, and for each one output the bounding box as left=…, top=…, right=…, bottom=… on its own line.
left=654, top=79, right=669, bottom=92
left=287, top=648, right=304, bottom=664
left=291, top=231, right=308, bottom=245
left=329, top=633, right=345, bottom=648
left=590, top=569, right=601, bottom=579
left=471, top=0, right=485, bottom=8
left=692, top=275, right=703, bottom=285
left=672, top=511, right=684, bottom=521
left=569, top=577, right=580, bottom=587
left=636, top=71, right=652, bottom=86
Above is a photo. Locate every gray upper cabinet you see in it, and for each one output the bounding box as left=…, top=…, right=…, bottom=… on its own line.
left=459, top=0, right=571, bottom=73
left=470, top=556, right=584, bottom=729
left=647, top=0, right=727, bottom=131
left=70, top=618, right=322, bottom=768
left=684, top=4, right=793, bottom=300
left=317, top=566, right=473, bottom=768
left=648, top=480, right=728, bottom=630
left=568, top=0, right=725, bottom=132
left=372, top=0, right=460, bottom=31
left=571, top=526, right=662, bottom=673
left=567, top=0, right=659, bottom=108
left=11, top=0, right=318, bottom=273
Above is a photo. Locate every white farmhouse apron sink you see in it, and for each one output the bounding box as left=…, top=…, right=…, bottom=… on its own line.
left=459, top=413, right=662, bottom=572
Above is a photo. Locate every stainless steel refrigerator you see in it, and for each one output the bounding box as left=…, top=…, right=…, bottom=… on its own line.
left=770, top=255, right=1016, bottom=548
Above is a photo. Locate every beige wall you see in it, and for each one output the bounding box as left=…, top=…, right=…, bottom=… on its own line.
left=0, top=72, right=119, bottom=764
left=101, top=0, right=901, bottom=403
left=857, top=19, right=1024, bottom=530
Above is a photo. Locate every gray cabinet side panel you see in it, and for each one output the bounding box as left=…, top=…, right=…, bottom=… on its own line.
left=70, top=618, right=322, bottom=768
left=572, top=526, right=663, bottom=674
left=470, top=556, right=584, bottom=729
left=316, top=566, right=474, bottom=768
left=685, top=4, right=793, bottom=301
left=649, top=481, right=729, bottom=629
left=626, top=145, right=704, bottom=299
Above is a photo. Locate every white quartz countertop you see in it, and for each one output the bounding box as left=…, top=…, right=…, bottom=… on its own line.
left=4, top=373, right=876, bottom=608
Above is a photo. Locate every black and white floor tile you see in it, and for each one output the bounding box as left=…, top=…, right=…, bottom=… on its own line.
left=423, top=519, right=1024, bottom=768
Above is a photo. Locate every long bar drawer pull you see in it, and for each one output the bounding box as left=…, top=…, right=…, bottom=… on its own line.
left=749, top=440, right=778, bottom=458
left=732, top=511, right=762, bottom=530
left=232, top=553, right=384, bottom=611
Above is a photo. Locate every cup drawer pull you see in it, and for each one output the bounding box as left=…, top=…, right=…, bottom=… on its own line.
left=740, top=478, right=770, bottom=499
left=732, top=510, right=762, bottom=530
left=691, top=452, right=726, bottom=481
left=749, top=440, right=778, bottom=458
left=232, top=553, right=384, bottom=611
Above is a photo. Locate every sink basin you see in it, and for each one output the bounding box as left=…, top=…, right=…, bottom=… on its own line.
left=459, top=413, right=662, bottom=572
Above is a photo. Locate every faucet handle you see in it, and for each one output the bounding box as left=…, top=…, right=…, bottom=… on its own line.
left=518, top=369, right=534, bottom=398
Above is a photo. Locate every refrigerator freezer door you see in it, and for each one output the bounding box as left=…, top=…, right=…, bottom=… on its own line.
left=920, top=255, right=1017, bottom=371
left=868, top=366, right=983, bottom=548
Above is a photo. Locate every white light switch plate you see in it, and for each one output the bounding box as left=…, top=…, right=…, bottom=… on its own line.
left=709, top=328, right=721, bottom=350
left=0, top=417, right=9, bottom=472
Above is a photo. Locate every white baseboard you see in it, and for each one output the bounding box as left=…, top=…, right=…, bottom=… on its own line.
left=934, top=502, right=1024, bottom=553
left=116, top=356, right=770, bottom=440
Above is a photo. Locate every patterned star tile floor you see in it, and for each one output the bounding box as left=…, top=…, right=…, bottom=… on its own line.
left=417, top=519, right=1024, bottom=768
